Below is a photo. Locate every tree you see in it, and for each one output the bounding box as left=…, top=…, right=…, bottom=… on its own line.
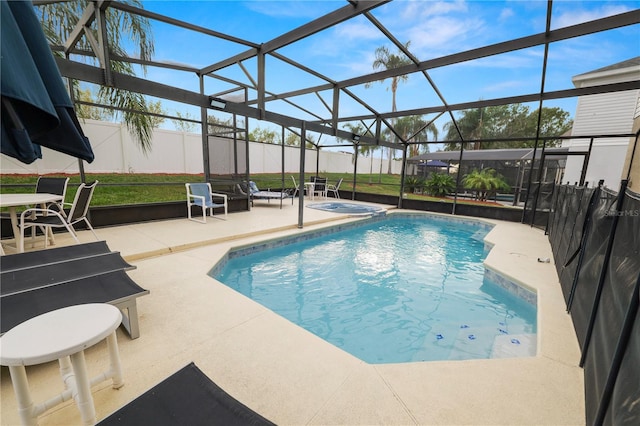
left=36, top=1, right=158, bottom=153
left=342, top=123, right=377, bottom=183
left=443, top=104, right=573, bottom=150
left=146, top=100, right=166, bottom=129
left=77, top=88, right=164, bottom=128
left=367, top=42, right=412, bottom=173
left=249, top=127, right=281, bottom=144
left=207, top=115, right=235, bottom=139
left=76, top=88, right=112, bottom=121
left=390, top=115, right=438, bottom=157
left=172, top=112, right=198, bottom=132
left=462, top=168, right=510, bottom=201
left=284, top=132, right=315, bottom=148
left=534, top=107, right=573, bottom=143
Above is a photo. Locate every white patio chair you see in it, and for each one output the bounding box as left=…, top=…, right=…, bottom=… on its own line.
left=291, top=176, right=313, bottom=199
left=34, top=176, right=70, bottom=244
left=326, top=178, right=343, bottom=199
left=186, top=182, right=228, bottom=223
left=19, top=181, right=99, bottom=252
left=291, top=176, right=301, bottom=198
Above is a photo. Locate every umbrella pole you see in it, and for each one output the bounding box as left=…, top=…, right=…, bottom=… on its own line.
left=78, top=159, right=86, bottom=183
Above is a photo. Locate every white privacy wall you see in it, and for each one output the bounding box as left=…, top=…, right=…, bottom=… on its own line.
left=1, top=119, right=402, bottom=175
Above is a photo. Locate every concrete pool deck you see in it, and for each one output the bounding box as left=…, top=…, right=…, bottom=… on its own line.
left=0, top=200, right=585, bottom=425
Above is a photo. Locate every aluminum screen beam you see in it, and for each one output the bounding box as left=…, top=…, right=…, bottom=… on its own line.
left=63, top=1, right=98, bottom=54
left=246, top=10, right=640, bottom=116
left=109, top=1, right=259, bottom=48
left=45, top=0, right=639, bottom=153
left=55, top=54, right=639, bottom=147
left=318, top=80, right=640, bottom=124
left=336, top=10, right=640, bottom=90
left=261, top=0, right=390, bottom=53
left=55, top=55, right=394, bottom=148
left=55, top=57, right=209, bottom=108
left=199, top=0, right=390, bottom=75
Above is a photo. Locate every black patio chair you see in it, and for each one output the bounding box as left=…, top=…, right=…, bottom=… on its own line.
left=19, top=181, right=99, bottom=251
left=35, top=176, right=70, bottom=213
left=311, top=176, right=327, bottom=199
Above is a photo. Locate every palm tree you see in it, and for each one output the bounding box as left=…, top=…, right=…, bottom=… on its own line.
left=462, top=168, right=510, bottom=201
left=443, top=107, right=485, bottom=151
left=36, top=1, right=157, bottom=153
left=367, top=42, right=412, bottom=173
left=392, top=115, right=438, bottom=158
left=342, top=123, right=376, bottom=183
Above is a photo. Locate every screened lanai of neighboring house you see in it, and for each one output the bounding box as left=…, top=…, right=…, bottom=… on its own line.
left=407, top=147, right=570, bottom=202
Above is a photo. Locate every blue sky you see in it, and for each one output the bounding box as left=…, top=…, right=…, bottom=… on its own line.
left=120, top=0, right=639, bottom=146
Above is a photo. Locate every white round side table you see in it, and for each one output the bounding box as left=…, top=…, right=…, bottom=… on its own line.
left=0, top=303, right=124, bottom=426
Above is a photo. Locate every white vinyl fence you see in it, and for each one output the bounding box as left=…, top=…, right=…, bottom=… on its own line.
left=1, top=119, right=402, bottom=175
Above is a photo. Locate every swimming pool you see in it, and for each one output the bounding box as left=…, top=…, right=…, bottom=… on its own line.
left=307, top=202, right=386, bottom=215
left=211, top=213, right=537, bottom=364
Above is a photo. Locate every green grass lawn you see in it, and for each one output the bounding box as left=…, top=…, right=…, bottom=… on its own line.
left=0, top=172, right=509, bottom=208
left=0, top=173, right=405, bottom=206
left=1, top=174, right=195, bottom=206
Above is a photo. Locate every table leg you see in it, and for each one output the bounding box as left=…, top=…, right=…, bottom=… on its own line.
left=8, top=366, right=37, bottom=426
left=4, top=206, right=25, bottom=253
left=5, top=203, right=54, bottom=253
left=40, top=204, right=56, bottom=247
left=305, top=184, right=314, bottom=200
left=106, top=332, right=124, bottom=388
left=59, top=356, right=74, bottom=390
left=69, top=351, right=96, bottom=426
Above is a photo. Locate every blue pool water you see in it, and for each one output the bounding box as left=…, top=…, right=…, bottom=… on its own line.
left=212, top=214, right=537, bottom=364
left=307, top=202, right=386, bottom=215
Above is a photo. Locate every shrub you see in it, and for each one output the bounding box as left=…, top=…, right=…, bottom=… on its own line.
left=424, top=173, right=456, bottom=197
left=404, top=176, right=425, bottom=193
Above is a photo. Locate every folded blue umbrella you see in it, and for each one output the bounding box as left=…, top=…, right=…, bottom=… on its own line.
left=1, top=0, right=94, bottom=164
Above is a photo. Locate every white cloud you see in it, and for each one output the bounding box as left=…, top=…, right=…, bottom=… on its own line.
left=400, top=0, right=469, bottom=20
left=499, top=7, right=515, bottom=21
left=552, top=5, right=631, bottom=29
left=242, top=0, right=339, bottom=19
left=406, top=16, right=485, bottom=56
left=334, top=22, right=384, bottom=41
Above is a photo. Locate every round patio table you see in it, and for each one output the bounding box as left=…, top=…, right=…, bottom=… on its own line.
left=0, top=193, right=63, bottom=253
left=0, top=304, right=124, bottom=426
